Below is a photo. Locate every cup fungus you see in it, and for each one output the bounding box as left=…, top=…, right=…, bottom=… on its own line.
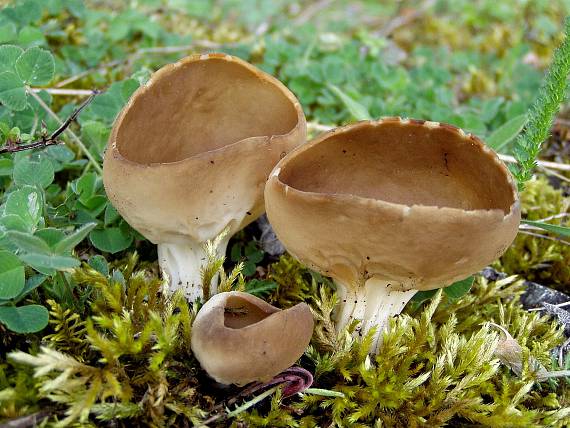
left=103, top=53, right=306, bottom=300
left=265, top=118, right=521, bottom=353
left=191, top=291, right=314, bottom=385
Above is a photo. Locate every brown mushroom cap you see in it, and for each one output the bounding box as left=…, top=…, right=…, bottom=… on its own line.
left=191, top=292, right=314, bottom=385
left=103, top=53, right=306, bottom=246
left=265, top=118, right=521, bottom=291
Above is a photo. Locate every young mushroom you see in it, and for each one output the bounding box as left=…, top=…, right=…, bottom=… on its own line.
left=265, top=118, right=521, bottom=353
left=103, top=53, right=306, bottom=301
left=191, top=291, right=314, bottom=385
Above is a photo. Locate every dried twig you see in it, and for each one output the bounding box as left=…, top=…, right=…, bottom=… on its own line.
left=529, top=301, right=570, bottom=311
left=27, top=88, right=103, bottom=174
left=30, top=88, right=95, bottom=96
left=499, top=154, right=570, bottom=172
left=55, top=59, right=123, bottom=88
left=519, top=230, right=570, bottom=245
left=374, top=0, right=436, bottom=38
left=1, top=91, right=102, bottom=174
left=0, top=410, right=52, bottom=428
left=535, top=213, right=569, bottom=222
left=54, top=39, right=237, bottom=89
left=538, top=164, right=570, bottom=183
left=200, top=367, right=313, bottom=426
left=293, top=0, right=332, bottom=26
left=136, top=40, right=230, bottom=54
left=51, top=91, right=100, bottom=140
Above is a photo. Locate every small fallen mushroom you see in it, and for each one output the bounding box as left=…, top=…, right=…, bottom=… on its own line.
left=191, top=291, right=314, bottom=385
left=103, top=53, right=306, bottom=301
left=265, top=118, right=521, bottom=353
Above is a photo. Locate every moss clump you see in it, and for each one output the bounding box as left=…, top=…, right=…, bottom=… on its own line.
left=1, top=254, right=568, bottom=427
left=496, top=177, right=570, bottom=292
left=233, top=272, right=568, bottom=427
left=5, top=254, right=211, bottom=427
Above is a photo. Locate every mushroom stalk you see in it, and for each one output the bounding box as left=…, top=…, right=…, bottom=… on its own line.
left=158, top=236, right=230, bottom=301
left=335, top=279, right=417, bottom=353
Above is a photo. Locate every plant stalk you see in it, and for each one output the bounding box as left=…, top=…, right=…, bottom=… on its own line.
left=26, top=88, right=103, bottom=174
left=335, top=279, right=417, bottom=353
left=158, top=236, right=230, bottom=301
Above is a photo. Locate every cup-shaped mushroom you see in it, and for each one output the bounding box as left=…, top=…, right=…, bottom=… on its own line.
left=265, top=118, right=520, bottom=353
left=103, top=53, right=306, bottom=301
left=191, top=291, right=314, bottom=385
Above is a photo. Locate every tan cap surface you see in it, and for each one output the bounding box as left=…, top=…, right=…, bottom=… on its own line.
left=265, top=118, right=521, bottom=291
left=103, top=53, right=306, bottom=246
left=191, top=291, right=314, bottom=385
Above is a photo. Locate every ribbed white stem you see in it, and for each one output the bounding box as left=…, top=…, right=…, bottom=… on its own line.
left=335, top=279, right=417, bottom=354
left=157, top=237, right=229, bottom=301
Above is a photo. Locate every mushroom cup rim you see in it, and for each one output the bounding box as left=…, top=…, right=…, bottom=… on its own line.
left=205, top=291, right=311, bottom=333
left=269, top=117, right=520, bottom=221
left=108, top=53, right=306, bottom=168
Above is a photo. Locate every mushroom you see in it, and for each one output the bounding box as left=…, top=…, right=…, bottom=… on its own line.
left=191, top=291, right=314, bottom=385
left=103, top=53, right=306, bottom=301
left=264, top=118, right=521, bottom=353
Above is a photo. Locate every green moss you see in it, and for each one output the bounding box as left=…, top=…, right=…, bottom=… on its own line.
left=496, top=177, right=570, bottom=292
left=1, top=253, right=568, bottom=427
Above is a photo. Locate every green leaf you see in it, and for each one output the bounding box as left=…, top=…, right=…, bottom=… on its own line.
left=35, top=228, right=65, bottom=248
left=230, top=243, right=242, bottom=262
left=522, top=220, right=570, bottom=238
left=81, top=120, right=110, bottom=158
left=17, top=26, right=46, bottom=47
left=0, top=71, right=26, bottom=111
left=245, top=242, right=264, bottom=263
left=104, top=204, right=120, bottom=226
left=88, top=255, right=109, bottom=276
left=0, top=122, right=10, bottom=137
left=0, top=304, right=48, bottom=333
left=0, top=251, right=25, bottom=299
left=20, top=253, right=80, bottom=270
left=0, top=158, right=14, bottom=176
left=327, top=84, right=371, bottom=120
left=89, top=228, right=133, bottom=253
left=13, top=157, right=54, bottom=188
left=0, top=23, right=18, bottom=44
left=3, top=1, right=42, bottom=26
left=12, top=104, right=37, bottom=132
left=245, top=279, right=277, bottom=298
left=443, top=276, right=474, bottom=300
left=8, top=231, right=52, bottom=254
left=88, top=79, right=139, bottom=122
left=242, top=260, right=256, bottom=276
left=410, top=289, right=437, bottom=304
left=18, top=274, right=46, bottom=298
left=4, top=186, right=42, bottom=231
left=54, top=223, right=96, bottom=254
left=15, top=47, right=55, bottom=86
left=73, top=172, right=98, bottom=203
left=0, top=45, right=24, bottom=73
left=0, top=214, right=29, bottom=234
left=487, top=114, right=527, bottom=151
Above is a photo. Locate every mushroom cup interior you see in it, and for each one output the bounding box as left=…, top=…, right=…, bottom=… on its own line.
left=279, top=121, right=516, bottom=213
left=223, top=295, right=278, bottom=329
left=115, top=57, right=299, bottom=164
